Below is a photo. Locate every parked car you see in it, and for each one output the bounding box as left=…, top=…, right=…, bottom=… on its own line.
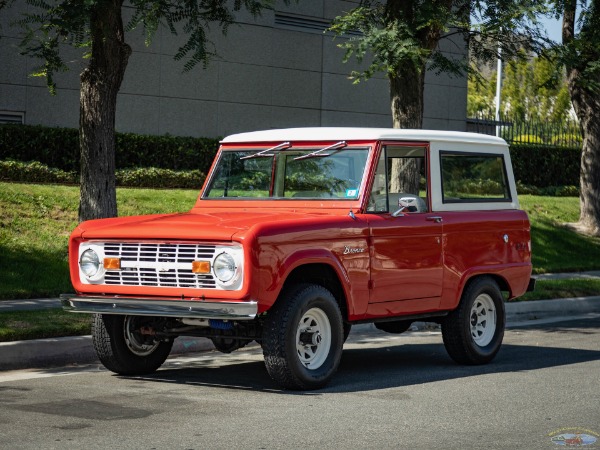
left=62, top=128, right=534, bottom=390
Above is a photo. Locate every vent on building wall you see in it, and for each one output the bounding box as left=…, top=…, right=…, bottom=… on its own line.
left=0, top=111, right=25, bottom=124
left=274, top=13, right=361, bottom=36
left=274, top=13, right=332, bottom=34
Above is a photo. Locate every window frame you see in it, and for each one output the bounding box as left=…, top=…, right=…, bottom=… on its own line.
left=439, top=150, right=512, bottom=204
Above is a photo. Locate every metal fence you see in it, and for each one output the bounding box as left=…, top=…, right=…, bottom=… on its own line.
left=467, top=114, right=582, bottom=148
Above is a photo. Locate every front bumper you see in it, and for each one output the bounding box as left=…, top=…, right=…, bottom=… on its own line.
left=60, top=294, right=258, bottom=320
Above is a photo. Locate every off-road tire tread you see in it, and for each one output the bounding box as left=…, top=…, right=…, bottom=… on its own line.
left=262, top=284, right=343, bottom=390
left=441, top=277, right=505, bottom=365
left=92, top=314, right=173, bottom=375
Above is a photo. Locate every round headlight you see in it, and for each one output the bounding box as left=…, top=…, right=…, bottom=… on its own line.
left=80, top=249, right=100, bottom=278
left=213, top=252, right=236, bottom=283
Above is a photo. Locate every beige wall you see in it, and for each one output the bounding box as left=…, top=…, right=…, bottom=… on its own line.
left=0, top=0, right=467, bottom=137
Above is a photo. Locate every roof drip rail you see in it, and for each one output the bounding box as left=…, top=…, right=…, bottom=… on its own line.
left=239, top=142, right=292, bottom=160
left=293, top=141, right=347, bottom=161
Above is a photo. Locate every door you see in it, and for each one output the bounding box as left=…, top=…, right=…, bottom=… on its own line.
left=366, top=145, right=443, bottom=310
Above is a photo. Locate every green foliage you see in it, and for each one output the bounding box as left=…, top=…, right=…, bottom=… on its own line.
left=0, top=124, right=219, bottom=173
left=0, top=160, right=78, bottom=184
left=510, top=144, right=580, bottom=188
left=467, top=69, right=497, bottom=117
left=469, top=54, right=573, bottom=122
left=546, top=1, right=600, bottom=95
left=513, top=134, right=544, bottom=144
left=116, top=167, right=205, bottom=189
left=516, top=183, right=579, bottom=197
left=330, top=0, right=548, bottom=85
left=0, top=160, right=206, bottom=189
left=551, top=133, right=582, bottom=146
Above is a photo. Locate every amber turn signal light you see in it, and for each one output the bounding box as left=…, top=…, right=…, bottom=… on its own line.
left=103, top=257, right=121, bottom=270
left=192, top=261, right=211, bottom=274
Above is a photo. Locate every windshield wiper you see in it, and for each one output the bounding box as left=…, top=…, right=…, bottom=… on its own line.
left=240, top=142, right=292, bottom=160
left=293, top=141, right=347, bottom=161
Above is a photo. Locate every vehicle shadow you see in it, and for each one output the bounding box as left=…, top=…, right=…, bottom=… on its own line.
left=128, top=332, right=600, bottom=394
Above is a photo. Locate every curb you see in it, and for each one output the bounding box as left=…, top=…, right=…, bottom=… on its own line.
left=1, top=297, right=599, bottom=371
left=0, top=336, right=215, bottom=371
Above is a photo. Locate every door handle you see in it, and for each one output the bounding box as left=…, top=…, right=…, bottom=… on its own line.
left=426, top=216, right=443, bottom=223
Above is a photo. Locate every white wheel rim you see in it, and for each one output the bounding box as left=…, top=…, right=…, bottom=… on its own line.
left=470, top=294, right=497, bottom=347
left=296, top=307, right=332, bottom=370
left=124, top=317, right=159, bottom=356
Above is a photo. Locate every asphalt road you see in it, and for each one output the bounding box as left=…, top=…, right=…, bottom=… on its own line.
left=1, top=317, right=599, bottom=450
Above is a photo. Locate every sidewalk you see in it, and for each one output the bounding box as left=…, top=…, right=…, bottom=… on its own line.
left=1, top=272, right=599, bottom=370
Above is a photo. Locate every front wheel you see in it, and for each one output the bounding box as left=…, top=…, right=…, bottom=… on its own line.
left=262, top=284, right=344, bottom=390
left=92, top=314, right=173, bottom=375
left=441, top=277, right=505, bottom=365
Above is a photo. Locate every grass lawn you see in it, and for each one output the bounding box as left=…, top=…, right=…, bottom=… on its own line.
left=520, top=196, right=600, bottom=273
left=0, top=309, right=91, bottom=341
left=514, top=279, right=600, bottom=302
left=0, top=182, right=197, bottom=300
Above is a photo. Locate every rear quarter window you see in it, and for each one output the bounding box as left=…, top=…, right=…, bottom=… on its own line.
left=440, top=151, right=511, bottom=203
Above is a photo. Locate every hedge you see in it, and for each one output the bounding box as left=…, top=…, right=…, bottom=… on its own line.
left=0, top=123, right=583, bottom=190
left=0, top=160, right=206, bottom=189
left=0, top=124, right=219, bottom=173
left=509, top=144, right=581, bottom=188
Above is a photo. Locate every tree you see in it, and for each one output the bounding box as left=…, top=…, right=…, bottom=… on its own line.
left=3, top=0, right=270, bottom=221
left=552, top=0, right=600, bottom=235
left=329, top=0, right=546, bottom=192
left=329, top=0, right=546, bottom=129
left=468, top=57, right=573, bottom=122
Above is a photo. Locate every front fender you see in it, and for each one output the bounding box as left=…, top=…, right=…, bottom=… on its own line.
left=256, top=245, right=371, bottom=319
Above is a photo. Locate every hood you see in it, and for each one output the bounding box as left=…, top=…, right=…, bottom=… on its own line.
left=76, top=210, right=331, bottom=242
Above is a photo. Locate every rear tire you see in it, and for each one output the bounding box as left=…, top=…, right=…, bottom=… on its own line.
left=262, top=284, right=344, bottom=390
left=92, top=314, right=173, bottom=375
left=441, top=277, right=505, bottom=365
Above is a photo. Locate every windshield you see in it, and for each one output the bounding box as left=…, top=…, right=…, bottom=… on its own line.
left=204, top=147, right=370, bottom=199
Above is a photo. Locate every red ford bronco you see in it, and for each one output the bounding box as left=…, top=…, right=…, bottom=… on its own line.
left=62, top=128, right=534, bottom=390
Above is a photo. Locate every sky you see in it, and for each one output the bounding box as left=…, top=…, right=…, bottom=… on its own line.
left=540, top=16, right=562, bottom=43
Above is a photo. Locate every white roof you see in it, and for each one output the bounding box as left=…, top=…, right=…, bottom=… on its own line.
left=221, top=127, right=507, bottom=146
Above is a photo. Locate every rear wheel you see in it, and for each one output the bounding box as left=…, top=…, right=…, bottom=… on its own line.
left=262, top=284, right=344, bottom=390
left=442, top=277, right=505, bottom=365
left=92, top=314, right=173, bottom=375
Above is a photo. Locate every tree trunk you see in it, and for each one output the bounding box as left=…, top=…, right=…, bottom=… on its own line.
left=79, top=0, right=131, bottom=221
left=389, top=65, right=425, bottom=193
left=390, top=65, right=425, bottom=129
left=563, top=2, right=600, bottom=236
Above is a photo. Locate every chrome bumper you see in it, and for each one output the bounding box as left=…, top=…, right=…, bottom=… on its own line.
left=60, top=294, right=258, bottom=320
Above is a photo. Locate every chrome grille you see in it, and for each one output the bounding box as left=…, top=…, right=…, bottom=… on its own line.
left=103, top=243, right=217, bottom=289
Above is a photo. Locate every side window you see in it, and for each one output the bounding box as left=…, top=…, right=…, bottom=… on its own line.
left=367, top=146, right=429, bottom=213
left=440, top=152, right=511, bottom=203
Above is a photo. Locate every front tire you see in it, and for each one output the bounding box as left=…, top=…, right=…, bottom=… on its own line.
left=262, top=284, right=344, bottom=390
left=92, top=314, right=173, bottom=375
left=441, top=277, right=505, bottom=365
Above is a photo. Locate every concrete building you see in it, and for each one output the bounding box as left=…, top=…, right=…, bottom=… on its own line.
left=0, top=1, right=467, bottom=138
